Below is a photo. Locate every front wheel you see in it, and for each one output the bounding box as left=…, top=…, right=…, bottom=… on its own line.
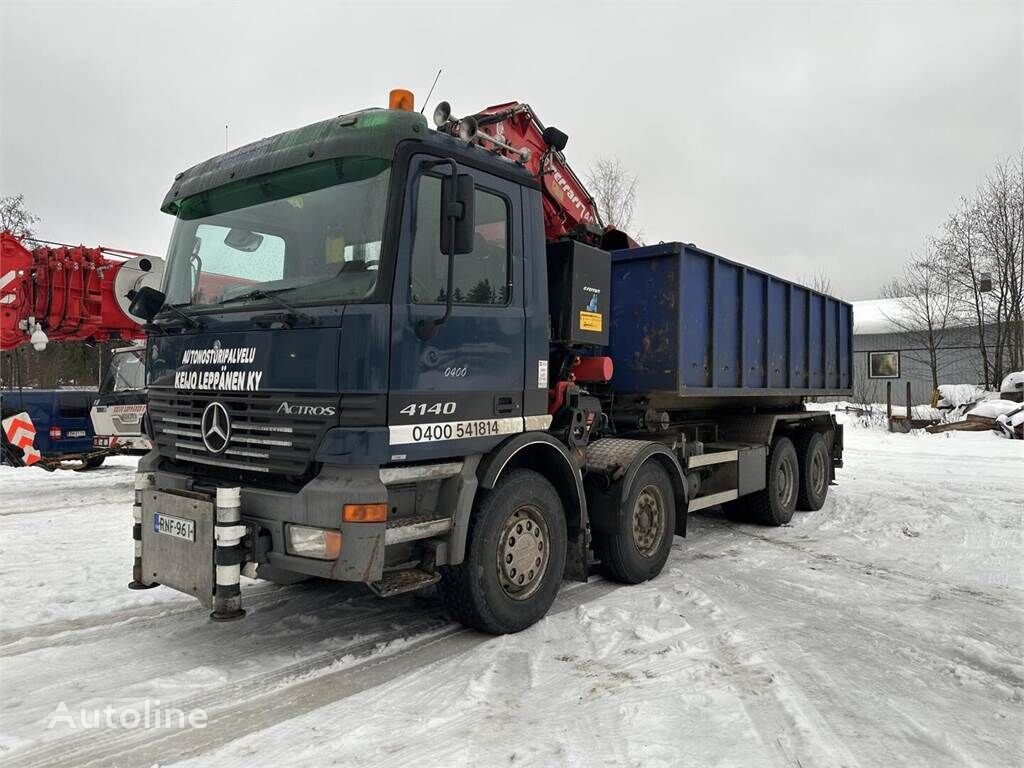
left=594, top=461, right=676, bottom=584
left=438, top=469, right=567, bottom=634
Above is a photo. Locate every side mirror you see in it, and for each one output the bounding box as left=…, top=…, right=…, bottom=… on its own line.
left=129, top=286, right=167, bottom=322
left=440, top=173, right=475, bottom=256
left=542, top=126, right=569, bottom=152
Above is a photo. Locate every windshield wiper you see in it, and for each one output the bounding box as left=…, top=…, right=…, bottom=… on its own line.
left=153, top=302, right=203, bottom=330
left=239, top=289, right=319, bottom=326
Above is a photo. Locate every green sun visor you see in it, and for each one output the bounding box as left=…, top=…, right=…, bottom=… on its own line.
left=161, top=108, right=427, bottom=215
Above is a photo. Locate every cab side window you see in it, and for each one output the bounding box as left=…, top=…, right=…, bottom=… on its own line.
left=410, top=175, right=510, bottom=305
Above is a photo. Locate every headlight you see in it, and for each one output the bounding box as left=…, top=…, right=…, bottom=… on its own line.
left=285, top=524, right=341, bottom=560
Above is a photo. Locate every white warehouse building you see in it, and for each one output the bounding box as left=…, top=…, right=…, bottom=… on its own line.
left=851, top=298, right=991, bottom=406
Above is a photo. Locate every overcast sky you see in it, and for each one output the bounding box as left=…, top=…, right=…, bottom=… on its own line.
left=1, top=0, right=1021, bottom=300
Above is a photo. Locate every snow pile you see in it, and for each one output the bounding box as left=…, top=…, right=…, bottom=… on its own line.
left=968, top=399, right=1023, bottom=420
left=936, top=383, right=989, bottom=409
left=809, top=401, right=939, bottom=430
left=962, top=398, right=1024, bottom=439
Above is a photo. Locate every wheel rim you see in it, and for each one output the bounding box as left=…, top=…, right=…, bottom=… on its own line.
left=632, top=484, right=666, bottom=557
left=497, top=505, right=550, bottom=601
left=810, top=446, right=827, bottom=498
left=776, top=454, right=797, bottom=509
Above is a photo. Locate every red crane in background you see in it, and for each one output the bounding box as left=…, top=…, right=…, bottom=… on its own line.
left=1, top=231, right=156, bottom=352
left=1, top=231, right=159, bottom=467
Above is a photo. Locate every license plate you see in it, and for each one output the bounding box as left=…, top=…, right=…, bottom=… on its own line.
left=66, top=430, right=87, bottom=438
left=153, top=512, right=195, bottom=542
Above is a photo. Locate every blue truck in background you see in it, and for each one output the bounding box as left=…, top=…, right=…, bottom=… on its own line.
left=0, top=389, right=103, bottom=467
left=127, top=98, right=852, bottom=633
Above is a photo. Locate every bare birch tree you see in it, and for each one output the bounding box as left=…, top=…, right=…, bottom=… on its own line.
left=977, top=155, right=1024, bottom=378
left=940, top=197, right=998, bottom=386
left=587, top=157, right=639, bottom=236
left=0, top=194, right=40, bottom=244
left=882, top=246, right=957, bottom=391
left=937, top=154, right=1024, bottom=387
left=801, top=268, right=834, bottom=296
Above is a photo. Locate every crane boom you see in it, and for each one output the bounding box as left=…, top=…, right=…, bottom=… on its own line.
left=436, top=102, right=638, bottom=250
left=1, top=231, right=154, bottom=352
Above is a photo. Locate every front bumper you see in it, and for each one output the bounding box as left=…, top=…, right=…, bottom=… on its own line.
left=139, top=458, right=389, bottom=594
left=94, top=435, right=153, bottom=451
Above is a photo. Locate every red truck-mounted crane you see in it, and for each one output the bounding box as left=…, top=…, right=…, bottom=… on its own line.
left=429, top=98, right=640, bottom=413
left=431, top=99, right=638, bottom=250
left=1, top=230, right=160, bottom=467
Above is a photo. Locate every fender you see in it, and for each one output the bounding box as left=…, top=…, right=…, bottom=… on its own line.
left=474, top=431, right=589, bottom=581
left=621, top=444, right=687, bottom=512
left=477, top=432, right=586, bottom=529
left=584, top=438, right=688, bottom=537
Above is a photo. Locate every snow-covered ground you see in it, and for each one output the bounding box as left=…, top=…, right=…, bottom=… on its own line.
left=0, top=421, right=1021, bottom=767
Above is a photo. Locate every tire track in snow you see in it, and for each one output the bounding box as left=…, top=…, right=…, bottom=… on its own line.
left=678, top=551, right=1024, bottom=767
left=668, top=576, right=865, bottom=768
left=0, top=475, right=135, bottom=517
left=691, top=514, right=1013, bottom=608
left=0, top=584, right=288, bottom=655
left=1, top=588, right=456, bottom=733
left=6, top=579, right=619, bottom=768
left=0, top=494, right=133, bottom=518
left=683, top=527, right=1023, bottom=691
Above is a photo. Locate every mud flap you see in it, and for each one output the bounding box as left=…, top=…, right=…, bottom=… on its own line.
left=141, top=490, right=216, bottom=608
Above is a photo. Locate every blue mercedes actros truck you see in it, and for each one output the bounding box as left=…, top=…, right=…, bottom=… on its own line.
left=128, top=93, right=852, bottom=633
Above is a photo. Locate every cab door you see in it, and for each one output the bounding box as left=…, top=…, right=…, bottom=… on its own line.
left=388, top=154, right=526, bottom=463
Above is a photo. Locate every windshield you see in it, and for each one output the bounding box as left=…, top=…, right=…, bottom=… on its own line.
left=100, top=348, right=146, bottom=393
left=161, top=156, right=391, bottom=311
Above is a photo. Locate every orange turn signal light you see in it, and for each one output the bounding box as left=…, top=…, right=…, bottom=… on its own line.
left=343, top=503, right=388, bottom=523
left=389, top=88, right=414, bottom=111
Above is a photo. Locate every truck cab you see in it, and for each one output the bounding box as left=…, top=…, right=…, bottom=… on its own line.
left=91, top=344, right=151, bottom=453
left=132, top=101, right=847, bottom=633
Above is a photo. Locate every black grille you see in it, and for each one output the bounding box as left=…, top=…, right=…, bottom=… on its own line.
left=148, top=390, right=339, bottom=477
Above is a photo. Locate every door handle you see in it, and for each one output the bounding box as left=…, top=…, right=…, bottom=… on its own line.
left=494, top=396, right=519, bottom=416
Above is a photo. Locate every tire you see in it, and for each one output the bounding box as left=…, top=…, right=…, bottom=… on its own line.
left=594, top=462, right=676, bottom=584
left=78, top=456, right=106, bottom=471
left=744, top=436, right=799, bottom=526
left=437, top=469, right=567, bottom=635
left=795, top=432, right=830, bottom=511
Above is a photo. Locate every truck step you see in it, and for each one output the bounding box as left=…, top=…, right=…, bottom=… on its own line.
left=384, top=514, right=452, bottom=545
left=370, top=568, right=441, bottom=598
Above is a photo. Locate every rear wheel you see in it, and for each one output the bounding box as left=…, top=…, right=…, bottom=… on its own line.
left=438, top=469, right=566, bottom=634
left=796, top=432, right=830, bottom=511
left=594, top=462, right=676, bottom=584
left=744, top=436, right=798, bottom=526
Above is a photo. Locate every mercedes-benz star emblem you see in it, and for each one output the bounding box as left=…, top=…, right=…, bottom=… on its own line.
left=201, top=401, right=231, bottom=454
